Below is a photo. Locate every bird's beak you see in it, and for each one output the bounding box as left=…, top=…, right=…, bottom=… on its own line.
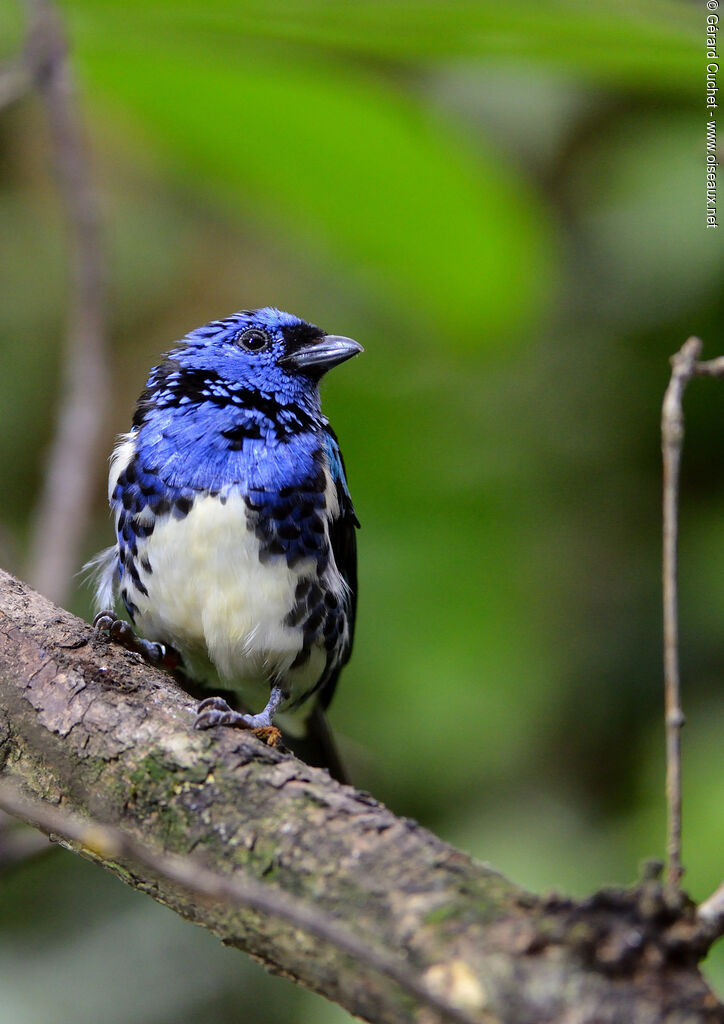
left=280, top=335, right=363, bottom=377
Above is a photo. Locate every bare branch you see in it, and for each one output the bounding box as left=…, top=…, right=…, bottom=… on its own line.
left=0, top=780, right=479, bottom=1024
left=660, top=338, right=724, bottom=896
left=690, top=356, right=724, bottom=378
left=0, top=58, right=33, bottom=110
left=0, top=568, right=719, bottom=1024
left=15, top=0, right=110, bottom=605
left=661, top=337, right=702, bottom=890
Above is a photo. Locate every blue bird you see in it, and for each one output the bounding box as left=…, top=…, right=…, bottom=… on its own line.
left=89, top=308, right=362, bottom=780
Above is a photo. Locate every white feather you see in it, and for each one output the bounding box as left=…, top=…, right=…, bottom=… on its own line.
left=124, top=492, right=327, bottom=713
left=83, top=545, right=118, bottom=611
left=108, top=432, right=137, bottom=501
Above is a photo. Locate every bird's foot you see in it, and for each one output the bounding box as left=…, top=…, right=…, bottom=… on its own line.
left=93, top=610, right=178, bottom=668
left=193, top=697, right=282, bottom=747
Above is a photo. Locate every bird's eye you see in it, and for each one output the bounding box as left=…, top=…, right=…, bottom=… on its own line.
left=235, top=328, right=270, bottom=353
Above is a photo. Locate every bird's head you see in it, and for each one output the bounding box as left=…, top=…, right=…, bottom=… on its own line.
left=165, top=307, right=362, bottom=406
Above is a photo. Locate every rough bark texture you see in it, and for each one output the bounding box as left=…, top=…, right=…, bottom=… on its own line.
left=0, top=568, right=720, bottom=1024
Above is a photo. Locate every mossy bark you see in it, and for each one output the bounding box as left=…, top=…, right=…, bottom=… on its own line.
left=0, top=569, right=720, bottom=1024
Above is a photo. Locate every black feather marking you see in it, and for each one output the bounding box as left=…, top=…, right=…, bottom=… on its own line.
left=133, top=363, right=317, bottom=441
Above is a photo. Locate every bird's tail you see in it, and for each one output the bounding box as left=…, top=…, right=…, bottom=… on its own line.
left=284, top=703, right=348, bottom=785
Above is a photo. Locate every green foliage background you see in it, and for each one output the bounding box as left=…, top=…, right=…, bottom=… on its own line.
left=0, top=1, right=722, bottom=1019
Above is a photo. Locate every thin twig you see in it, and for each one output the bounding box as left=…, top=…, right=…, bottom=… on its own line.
left=661, top=338, right=724, bottom=893
left=661, top=337, right=701, bottom=890
left=0, top=4, right=55, bottom=113
left=18, top=0, right=110, bottom=605
left=0, top=781, right=481, bottom=1024
left=698, top=881, right=724, bottom=943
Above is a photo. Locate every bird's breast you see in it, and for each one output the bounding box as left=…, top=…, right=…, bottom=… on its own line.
left=126, top=491, right=326, bottom=709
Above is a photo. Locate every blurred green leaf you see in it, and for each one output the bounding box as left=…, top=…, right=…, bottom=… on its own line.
left=69, top=37, right=551, bottom=345
left=0, top=3, right=24, bottom=60
left=61, top=0, right=698, bottom=88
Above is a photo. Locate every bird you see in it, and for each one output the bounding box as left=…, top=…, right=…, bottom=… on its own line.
left=89, top=307, right=362, bottom=781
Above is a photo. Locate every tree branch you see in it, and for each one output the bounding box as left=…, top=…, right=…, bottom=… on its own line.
left=0, top=569, right=719, bottom=1024
left=660, top=336, right=724, bottom=948
left=0, top=779, right=482, bottom=1024
left=8, top=0, right=111, bottom=605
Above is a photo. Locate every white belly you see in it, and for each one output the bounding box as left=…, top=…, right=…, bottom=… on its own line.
left=125, top=492, right=325, bottom=712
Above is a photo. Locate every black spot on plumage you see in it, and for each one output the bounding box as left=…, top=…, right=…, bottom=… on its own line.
left=173, top=495, right=193, bottom=519
left=308, top=514, right=325, bottom=535
left=305, top=607, right=324, bottom=633
left=269, top=500, right=294, bottom=521
left=125, top=460, right=138, bottom=484
left=126, top=560, right=149, bottom=597
left=134, top=519, right=155, bottom=540
left=121, top=490, right=134, bottom=510
left=141, top=556, right=152, bottom=574
left=133, top=361, right=317, bottom=439
left=244, top=457, right=330, bottom=568
left=324, top=591, right=338, bottom=610
left=221, top=422, right=263, bottom=446
left=258, top=538, right=286, bottom=564
left=152, top=497, right=170, bottom=517
left=285, top=602, right=306, bottom=628
left=252, top=513, right=270, bottom=536
left=317, top=547, right=330, bottom=574
left=285, top=575, right=320, bottom=629
left=324, top=616, right=341, bottom=651
left=290, top=645, right=311, bottom=669
left=297, top=499, right=316, bottom=519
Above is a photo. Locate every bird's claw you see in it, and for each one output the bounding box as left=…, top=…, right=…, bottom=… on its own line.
left=193, top=697, right=281, bottom=746
left=93, top=609, right=167, bottom=665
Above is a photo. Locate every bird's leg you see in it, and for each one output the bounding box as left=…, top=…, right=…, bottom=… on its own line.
left=93, top=610, right=179, bottom=669
left=193, top=683, right=286, bottom=746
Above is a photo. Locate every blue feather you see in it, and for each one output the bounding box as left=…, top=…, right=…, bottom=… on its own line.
left=90, top=308, right=362, bottom=773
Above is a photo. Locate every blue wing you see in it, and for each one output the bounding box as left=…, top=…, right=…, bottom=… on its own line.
left=320, top=425, right=359, bottom=707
